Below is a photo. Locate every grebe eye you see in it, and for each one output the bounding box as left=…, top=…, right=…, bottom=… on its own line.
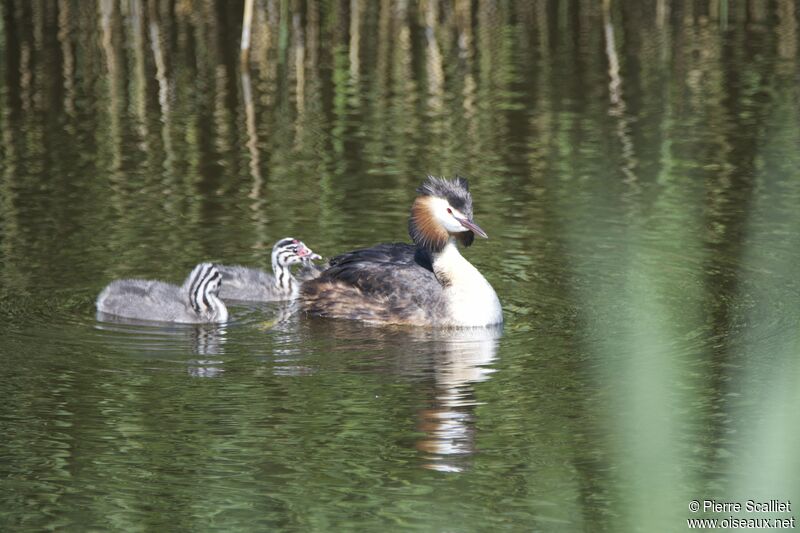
left=447, top=208, right=453, bottom=214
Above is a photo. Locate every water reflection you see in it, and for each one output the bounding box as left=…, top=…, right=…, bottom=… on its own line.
left=93, top=306, right=501, bottom=468
left=94, top=314, right=228, bottom=375
left=414, top=327, right=501, bottom=472
left=300, top=318, right=501, bottom=471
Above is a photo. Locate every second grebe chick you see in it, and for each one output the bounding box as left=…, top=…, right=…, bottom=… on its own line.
left=96, top=263, right=228, bottom=324
left=301, top=176, right=503, bottom=327
left=217, top=238, right=321, bottom=302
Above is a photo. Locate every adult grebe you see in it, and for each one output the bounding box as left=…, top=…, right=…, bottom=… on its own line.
left=217, top=238, right=321, bottom=302
left=301, top=176, right=503, bottom=327
left=96, top=263, right=228, bottom=324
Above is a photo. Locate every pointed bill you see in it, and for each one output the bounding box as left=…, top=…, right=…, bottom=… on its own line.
left=456, top=217, right=488, bottom=238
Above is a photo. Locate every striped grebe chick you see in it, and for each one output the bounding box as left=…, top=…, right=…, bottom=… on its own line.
left=301, top=176, right=502, bottom=327
left=96, top=263, right=228, bottom=324
left=216, top=238, right=321, bottom=302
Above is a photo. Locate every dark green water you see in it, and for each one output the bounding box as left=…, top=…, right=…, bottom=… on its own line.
left=1, top=1, right=799, bottom=531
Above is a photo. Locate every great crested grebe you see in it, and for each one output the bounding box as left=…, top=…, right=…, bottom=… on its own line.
left=301, top=176, right=503, bottom=327
left=217, top=238, right=321, bottom=302
left=96, top=263, right=228, bottom=324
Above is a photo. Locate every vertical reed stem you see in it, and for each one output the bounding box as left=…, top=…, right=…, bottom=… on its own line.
left=241, top=0, right=255, bottom=65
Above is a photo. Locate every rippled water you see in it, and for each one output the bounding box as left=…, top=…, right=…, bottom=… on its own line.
left=1, top=1, right=800, bottom=531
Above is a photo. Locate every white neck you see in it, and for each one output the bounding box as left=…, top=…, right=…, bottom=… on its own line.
left=191, top=291, right=228, bottom=323
left=272, top=259, right=298, bottom=296
left=207, top=293, right=229, bottom=322
left=431, top=240, right=503, bottom=327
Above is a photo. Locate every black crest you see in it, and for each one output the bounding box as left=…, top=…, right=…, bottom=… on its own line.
left=415, top=175, right=474, bottom=219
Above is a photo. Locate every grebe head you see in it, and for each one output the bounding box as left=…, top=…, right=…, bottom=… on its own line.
left=408, top=176, right=488, bottom=252
left=272, top=237, right=320, bottom=267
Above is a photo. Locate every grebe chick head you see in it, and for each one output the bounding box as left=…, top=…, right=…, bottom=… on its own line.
left=408, top=176, right=488, bottom=253
left=271, top=237, right=319, bottom=268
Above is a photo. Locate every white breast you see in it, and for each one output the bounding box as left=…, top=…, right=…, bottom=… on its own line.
left=434, top=243, right=503, bottom=327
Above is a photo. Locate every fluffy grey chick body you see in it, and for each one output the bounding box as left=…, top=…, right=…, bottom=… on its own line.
left=217, top=238, right=321, bottom=302
left=96, top=263, right=228, bottom=324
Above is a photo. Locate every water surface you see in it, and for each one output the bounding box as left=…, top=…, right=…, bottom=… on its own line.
left=1, top=1, right=799, bottom=531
